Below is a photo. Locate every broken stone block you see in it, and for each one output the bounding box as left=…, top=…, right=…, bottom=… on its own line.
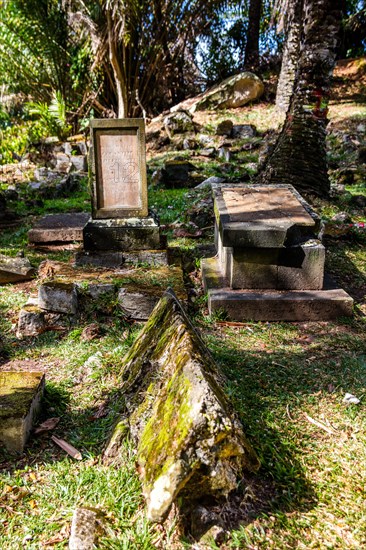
left=69, top=508, right=97, bottom=550
left=117, top=288, right=158, bottom=320
left=0, top=254, right=35, bottom=284
left=17, top=305, right=46, bottom=337
left=0, top=371, right=45, bottom=452
left=105, top=290, right=259, bottom=522
left=38, top=282, right=78, bottom=314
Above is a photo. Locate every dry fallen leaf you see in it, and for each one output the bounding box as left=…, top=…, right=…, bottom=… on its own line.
left=34, top=417, right=60, bottom=435
left=51, top=436, right=82, bottom=460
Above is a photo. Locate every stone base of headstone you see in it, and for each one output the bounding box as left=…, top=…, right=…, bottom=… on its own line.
left=28, top=212, right=90, bottom=244
left=83, top=217, right=162, bottom=252
left=0, top=371, right=45, bottom=452
left=202, top=258, right=353, bottom=321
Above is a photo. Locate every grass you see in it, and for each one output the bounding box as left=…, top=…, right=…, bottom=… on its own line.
left=0, top=97, right=366, bottom=548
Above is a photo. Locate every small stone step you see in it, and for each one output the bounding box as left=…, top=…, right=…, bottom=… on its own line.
left=0, top=371, right=45, bottom=452
left=207, top=287, right=354, bottom=321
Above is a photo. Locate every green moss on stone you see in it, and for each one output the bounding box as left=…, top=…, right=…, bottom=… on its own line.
left=137, top=370, right=192, bottom=487
left=0, top=371, right=44, bottom=419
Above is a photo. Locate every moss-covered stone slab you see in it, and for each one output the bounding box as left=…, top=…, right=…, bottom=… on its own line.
left=106, top=289, right=259, bottom=522
left=0, top=371, right=45, bottom=452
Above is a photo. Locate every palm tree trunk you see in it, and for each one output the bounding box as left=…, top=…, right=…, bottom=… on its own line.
left=244, top=0, right=262, bottom=69
left=258, top=0, right=342, bottom=197
left=106, top=10, right=128, bottom=118
left=275, top=0, right=303, bottom=112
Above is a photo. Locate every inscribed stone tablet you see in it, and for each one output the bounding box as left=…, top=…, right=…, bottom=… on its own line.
left=90, top=119, right=148, bottom=219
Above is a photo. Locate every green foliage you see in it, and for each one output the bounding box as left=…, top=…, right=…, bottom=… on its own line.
left=0, top=123, right=28, bottom=164
left=27, top=91, right=71, bottom=140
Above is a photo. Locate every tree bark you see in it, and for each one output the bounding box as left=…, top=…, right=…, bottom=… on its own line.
left=244, top=0, right=262, bottom=69
left=258, top=0, right=342, bottom=197
left=106, top=10, right=128, bottom=118
left=275, top=0, right=303, bottom=112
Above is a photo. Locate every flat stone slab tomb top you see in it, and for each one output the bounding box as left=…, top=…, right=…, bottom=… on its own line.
left=0, top=371, right=45, bottom=452
left=215, top=184, right=319, bottom=248
left=202, top=184, right=353, bottom=321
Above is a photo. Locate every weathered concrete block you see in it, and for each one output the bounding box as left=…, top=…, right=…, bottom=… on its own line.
left=0, top=371, right=45, bottom=452
left=117, top=289, right=158, bottom=320
left=69, top=508, right=96, bottom=550
left=105, top=290, right=259, bottom=522
left=38, top=282, right=78, bottom=314
left=0, top=254, right=35, bottom=284
left=17, top=305, right=46, bottom=337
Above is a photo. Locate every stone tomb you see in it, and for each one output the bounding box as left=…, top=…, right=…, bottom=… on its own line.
left=202, top=184, right=353, bottom=321
left=0, top=371, right=45, bottom=452
left=78, top=119, right=164, bottom=266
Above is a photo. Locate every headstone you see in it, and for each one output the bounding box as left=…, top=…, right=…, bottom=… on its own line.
left=202, top=184, right=354, bottom=321
left=90, top=119, right=148, bottom=219
left=80, top=119, right=164, bottom=266
left=0, top=371, right=45, bottom=452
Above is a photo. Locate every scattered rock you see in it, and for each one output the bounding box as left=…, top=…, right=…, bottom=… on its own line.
left=197, top=134, right=215, bottom=147
left=69, top=508, right=97, bottom=550
left=331, top=211, right=352, bottom=223
left=17, top=306, right=46, bottom=337
left=105, top=290, right=259, bottom=522
left=38, top=282, right=78, bottom=314
left=216, top=120, right=233, bottom=136
left=232, top=124, right=257, bottom=139
left=70, top=155, right=87, bottom=172
left=164, top=110, right=194, bottom=138
left=199, top=148, right=216, bottom=158
left=193, top=72, right=264, bottom=111
left=195, top=176, right=225, bottom=189
left=217, top=147, right=231, bottom=162
left=182, top=136, right=197, bottom=150
left=0, top=254, right=35, bottom=284
left=161, top=160, right=197, bottom=188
